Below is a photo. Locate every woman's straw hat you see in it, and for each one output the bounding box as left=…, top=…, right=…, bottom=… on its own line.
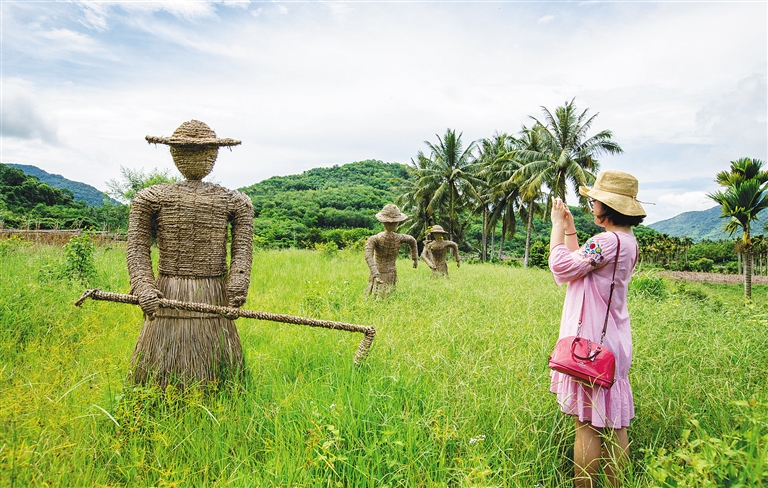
left=146, top=120, right=241, bottom=147
left=579, top=170, right=646, bottom=217
left=375, top=204, right=408, bottom=223
left=429, top=225, right=448, bottom=235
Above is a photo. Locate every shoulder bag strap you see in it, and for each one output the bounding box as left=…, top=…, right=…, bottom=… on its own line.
left=576, top=232, right=621, bottom=345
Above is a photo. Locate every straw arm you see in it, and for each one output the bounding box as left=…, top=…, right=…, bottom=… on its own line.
left=75, top=289, right=376, bottom=364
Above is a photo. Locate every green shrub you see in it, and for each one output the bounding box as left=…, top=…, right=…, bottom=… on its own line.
left=725, top=261, right=740, bottom=274
left=630, top=272, right=667, bottom=299
left=62, top=232, right=97, bottom=284
left=0, top=235, right=31, bottom=256
left=314, top=240, right=339, bottom=258
left=528, top=241, right=550, bottom=269
left=645, top=401, right=768, bottom=487
left=690, top=258, right=714, bottom=273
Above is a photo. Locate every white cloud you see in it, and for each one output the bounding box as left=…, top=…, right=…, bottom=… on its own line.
left=0, top=80, right=60, bottom=144
left=538, top=15, right=554, bottom=23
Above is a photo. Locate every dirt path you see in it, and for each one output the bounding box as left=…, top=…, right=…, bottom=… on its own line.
left=659, top=271, right=768, bottom=285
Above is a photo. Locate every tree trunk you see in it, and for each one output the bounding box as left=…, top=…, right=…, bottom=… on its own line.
left=745, top=251, right=753, bottom=299
left=481, top=207, right=488, bottom=263
left=490, top=226, right=495, bottom=261
left=498, top=220, right=506, bottom=261
left=524, top=200, right=534, bottom=268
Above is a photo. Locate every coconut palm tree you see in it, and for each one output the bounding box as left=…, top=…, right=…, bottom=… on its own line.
left=396, top=156, right=435, bottom=241
left=416, top=129, right=481, bottom=242
left=474, top=132, right=519, bottom=261
left=708, top=157, right=768, bottom=299
left=515, top=99, right=623, bottom=207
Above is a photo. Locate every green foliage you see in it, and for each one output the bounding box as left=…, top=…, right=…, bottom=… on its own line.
left=0, top=163, right=129, bottom=231
left=62, top=233, right=97, bottom=284
left=690, top=258, right=715, bottom=272
left=106, top=166, right=182, bottom=204
left=0, top=163, right=74, bottom=210
left=241, top=160, right=410, bottom=249
left=528, top=240, right=550, bottom=268
left=0, top=235, right=32, bottom=256
left=629, top=271, right=667, bottom=300
left=5, top=163, right=119, bottom=206
left=645, top=401, right=768, bottom=487
left=313, top=240, right=339, bottom=257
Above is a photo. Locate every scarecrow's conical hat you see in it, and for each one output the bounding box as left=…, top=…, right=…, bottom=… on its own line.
left=145, top=120, right=241, bottom=147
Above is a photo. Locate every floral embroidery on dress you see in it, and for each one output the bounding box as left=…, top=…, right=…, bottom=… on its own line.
left=580, top=238, right=604, bottom=267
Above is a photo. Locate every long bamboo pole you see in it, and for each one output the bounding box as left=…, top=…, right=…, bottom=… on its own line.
left=75, top=289, right=375, bottom=365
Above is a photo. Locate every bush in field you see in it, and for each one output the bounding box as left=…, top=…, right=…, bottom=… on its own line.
left=645, top=401, right=768, bottom=487
left=630, top=272, right=667, bottom=299
left=528, top=240, right=550, bottom=268
left=690, top=257, right=714, bottom=272
left=62, top=233, right=97, bottom=284
left=0, top=235, right=31, bottom=256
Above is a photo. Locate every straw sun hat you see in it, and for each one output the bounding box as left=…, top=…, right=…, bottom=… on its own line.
left=579, top=170, right=647, bottom=217
left=429, top=225, right=449, bottom=235
left=375, top=204, right=408, bottom=223
left=145, top=120, right=241, bottom=147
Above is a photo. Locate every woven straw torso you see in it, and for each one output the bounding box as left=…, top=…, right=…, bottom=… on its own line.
left=364, top=231, right=417, bottom=297
left=426, top=239, right=458, bottom=275
left=127, top=181, right=253, bottom=295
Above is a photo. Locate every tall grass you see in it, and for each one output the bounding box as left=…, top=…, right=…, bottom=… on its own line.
left=1, top=243, right=766, bottom=487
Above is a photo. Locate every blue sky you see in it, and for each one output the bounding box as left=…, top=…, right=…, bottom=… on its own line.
left=1, top=1, right=766, bottom=224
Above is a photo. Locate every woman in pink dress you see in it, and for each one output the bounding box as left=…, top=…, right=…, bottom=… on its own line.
left=548, top=170, right=647, bottom=488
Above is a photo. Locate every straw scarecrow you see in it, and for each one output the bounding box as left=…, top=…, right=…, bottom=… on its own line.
left=420, top=225, right=460, bottom=277
left=364, top=204, right=418, bottom=297
left=127, top=120, right=253, bottom=388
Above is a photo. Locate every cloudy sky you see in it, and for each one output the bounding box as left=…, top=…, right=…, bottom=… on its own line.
left=2, top=1, right=766, bottom=224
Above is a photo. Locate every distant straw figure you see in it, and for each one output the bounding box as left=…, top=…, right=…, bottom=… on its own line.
left=421, top=225, right=460, bottom=277
left=364, top=204, right=418, bottom=297
left=127, top=120, right=253, bottom=389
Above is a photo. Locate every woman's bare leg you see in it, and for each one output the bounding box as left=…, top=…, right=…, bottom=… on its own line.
left=574, top=419, right=602, bottom=488
left=603, top=427, right=629, bottom=487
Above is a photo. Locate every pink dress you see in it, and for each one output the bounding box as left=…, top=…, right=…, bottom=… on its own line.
left=548, top=231, right=638, bottom=429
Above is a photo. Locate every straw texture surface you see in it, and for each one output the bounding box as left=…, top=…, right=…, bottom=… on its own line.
left=364, top=231, right=417, bottom=297
left=421, top=238, right=460, bottom=277
left=127, top=178, right=253, bottom=388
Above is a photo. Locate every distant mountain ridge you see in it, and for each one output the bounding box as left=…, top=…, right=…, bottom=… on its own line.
left=649, top=205, right=768, bottom=242
left=6, top=164, right=118, bottom=206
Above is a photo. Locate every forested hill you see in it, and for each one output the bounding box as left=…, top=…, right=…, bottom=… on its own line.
left=6, top=163, right=117, bottom=206
left=238, top=160, right=412, bottom=247
left=649, top=205, right=768, bottom=242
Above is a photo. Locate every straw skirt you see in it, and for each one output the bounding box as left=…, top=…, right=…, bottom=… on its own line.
left=130, top=274, right=244, bottom=388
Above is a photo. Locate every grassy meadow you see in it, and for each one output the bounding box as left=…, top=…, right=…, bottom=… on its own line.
left=1, top=240, right=766, bottom=487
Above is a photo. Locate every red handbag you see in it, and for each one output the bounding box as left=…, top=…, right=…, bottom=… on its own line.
left=548, top=232, right=620, bottom=389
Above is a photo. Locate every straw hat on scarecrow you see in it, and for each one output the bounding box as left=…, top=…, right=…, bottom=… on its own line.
left=375, top=204, right=408, bottom=223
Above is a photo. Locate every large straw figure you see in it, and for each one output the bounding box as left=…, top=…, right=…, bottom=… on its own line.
left=364, top=204, right=418, bottom=297
left=420, top=225, right=460, bottom=277
left=128, top=120, right=253, bottom=388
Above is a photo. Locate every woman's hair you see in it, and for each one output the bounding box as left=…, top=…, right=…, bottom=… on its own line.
left=596, top=201, right=645, bottom=227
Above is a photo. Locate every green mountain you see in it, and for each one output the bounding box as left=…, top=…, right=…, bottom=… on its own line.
left=6, top=163, right=117, bottom=206
left=649, top=205, right=768, bottom=242
left=238, top=159, right=411, bottom=248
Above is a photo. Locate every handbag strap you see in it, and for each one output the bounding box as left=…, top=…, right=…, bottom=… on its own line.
left=576, top=231, right=621, bottom=344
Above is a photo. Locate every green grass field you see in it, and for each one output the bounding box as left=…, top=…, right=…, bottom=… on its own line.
left=1, top=242, right=766, bottom=487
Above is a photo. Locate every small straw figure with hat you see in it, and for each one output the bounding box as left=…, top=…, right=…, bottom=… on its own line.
left=364, top=204, right=418, bottom=297
left=548, top=169, right=649, bottom=487
left=127, top=120, right=253, bottom=389
left=420, top=224, right=460, bottom=277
